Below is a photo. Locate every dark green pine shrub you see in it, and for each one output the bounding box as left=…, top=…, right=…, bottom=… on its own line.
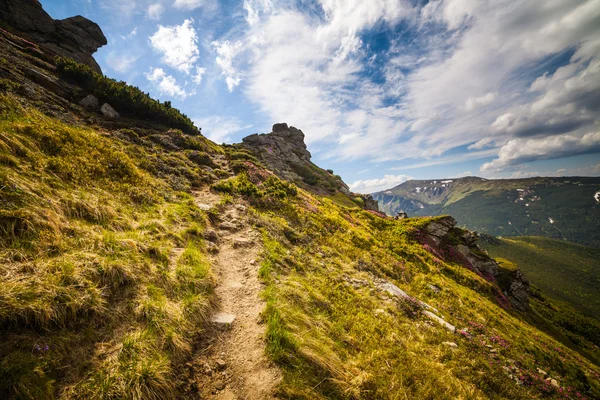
left=54, top=57, right=199, bottom=135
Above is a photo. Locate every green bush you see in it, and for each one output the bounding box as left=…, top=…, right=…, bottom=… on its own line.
left=54, top=57, right=199, bottom=135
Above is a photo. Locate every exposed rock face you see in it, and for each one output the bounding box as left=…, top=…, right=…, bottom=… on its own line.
left=0, top=0, right=107, bottom=73
left=242, top=124, right=312, bottom=175
left=241, top=123, right=379, bottom=211
left=422, top=216, right=530, bottom=311
left=362, top=194, right=380, bottom=212
left=504, top=269, right=530, bottom=312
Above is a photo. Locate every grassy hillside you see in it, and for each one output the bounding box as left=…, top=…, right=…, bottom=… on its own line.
left=374, top=177, right=600, bottom=247
left=0, top=93, right=226, bottom=398
left=215, top=171, right=600, bottom=398
left=481, top=236, right=600, bottom=320
left=1, top=21, right=599, bottom=400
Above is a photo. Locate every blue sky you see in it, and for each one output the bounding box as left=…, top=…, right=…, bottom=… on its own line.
left=41, top=0, right=600, bottom=193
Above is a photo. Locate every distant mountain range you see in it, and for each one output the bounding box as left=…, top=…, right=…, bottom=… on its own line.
left=373, top=176, right=600, bottom=248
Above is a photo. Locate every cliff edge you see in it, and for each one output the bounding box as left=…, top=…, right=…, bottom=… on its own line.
left=0, top=0, right=106, bottom=73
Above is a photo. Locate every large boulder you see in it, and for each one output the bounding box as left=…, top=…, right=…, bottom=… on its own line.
left=100, top=103, right=119, bottom=118
left=0, top=0, right=107, bottom=73
left=79, top=94, right=99, bottom=110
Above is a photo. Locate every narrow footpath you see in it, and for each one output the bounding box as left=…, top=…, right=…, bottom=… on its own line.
left=186, top=188, right=281, bottom=399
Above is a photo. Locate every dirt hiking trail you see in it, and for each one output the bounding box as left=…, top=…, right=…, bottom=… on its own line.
left=185, top=188, right=281, bottom=399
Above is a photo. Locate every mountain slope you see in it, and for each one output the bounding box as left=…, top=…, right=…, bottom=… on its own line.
left=373, top=176, right=600, bottom=247
left=481, top=236, right=600, bottom=320
left=0, top=3, right=599, bottom=399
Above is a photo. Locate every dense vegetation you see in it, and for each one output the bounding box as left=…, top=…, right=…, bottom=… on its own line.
left=0, top=93, right=219, bottom=399
left=375, top=177, right=600, bottom=248
left=54, top=57, right=199, bottom=135
left=482, top=236, right=600, bottom=320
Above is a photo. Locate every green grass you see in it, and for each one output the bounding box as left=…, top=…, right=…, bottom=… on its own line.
left=249, top=186, right=600, bottom=399
left=0, top=94, right=217, bottom=399
left=481, top=236, right=600, bottom=319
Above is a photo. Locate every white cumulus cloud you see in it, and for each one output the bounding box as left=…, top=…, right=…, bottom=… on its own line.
left=145, top=67, right=188, bottom=98
left=192, top=116, right=252, bottom=143
left=349, top=174, right=412, bottom=194
left=212, top=40, right=243, bottom=92
left=481, top=131, right=600, bottom=172
left=149, top=19, right=199, bottom=74
left=147, top=3, right=164, bottom=20
left=106, top=52, right=138, bottom=73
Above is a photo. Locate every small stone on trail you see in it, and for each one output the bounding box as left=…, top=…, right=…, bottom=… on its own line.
left=211, top=312, right=235, bottom=328
left=206, top=242, right=220, bottom=254
left=204, top=229, right=219, bottom=243
left=213, top=380, right=226, bottom=391
left=442, top=342, right=458, bottom=348
left=233, top=238, right=253, bottom=248
left=235, top=204, right=247, bottom=212
left=215, top=359, right=227, bottom=370
left=219, top=221, right=238, bottom=231
left=100, top=103, right=119, bottom=118
left=250, top=259, right=257, bottom=265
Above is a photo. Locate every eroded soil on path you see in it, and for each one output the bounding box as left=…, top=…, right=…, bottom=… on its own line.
left=183, top=189, right=281, bottom=399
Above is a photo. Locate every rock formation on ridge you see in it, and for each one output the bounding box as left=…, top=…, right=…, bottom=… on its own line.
left=242, top=123, right=380, bottom=211
left=0, top=0, right=107, bottom=73
left=421, top=216, right=530, bottom=311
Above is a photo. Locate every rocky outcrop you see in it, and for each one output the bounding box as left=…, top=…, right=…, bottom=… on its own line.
left=361, top=194, right=380, bottom=212
left=0, top=0, right=107, bottom=73
left=422, top=216, right=530, bottom=311
left=242, top=123, right=312, bottom=176
left=242, top=123, right=348, bottom=190
left=241, top=123, right=380, bottom=211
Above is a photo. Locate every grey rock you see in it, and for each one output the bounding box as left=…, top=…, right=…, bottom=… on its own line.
left=426, top=216, right=457, bottom=238
left=204, top=229, right=219, bottom=243
left=0, top=0, right=107, bottom=73
left=196, top=202, right=212, bottom=211
left=23, top=68, right=68, bottom=97
left=233, top=238, right=253, bottom=248
left=361, top=194, right=380, bottom=212
left=507, top=269, right=530, bottom=311
left=211, top=312, right=235, bottom=328
left=79, top=94, right=99, bottom=110
left=395, top=212, right=409, bottom=220
left=100, top=103, right=119, bottom=118
left=422, top=310, right=456, bottom=333
left=219, top=221, right=238, bottom=231
left=213, top=379, right=226, bottom=391
left=427, top=284, right=441, bottom=293
left=206, top=241, right=219, bottom=254
left=272, top=122, right=289, bottom=132
left=215, top=359, right=227, bottom=370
